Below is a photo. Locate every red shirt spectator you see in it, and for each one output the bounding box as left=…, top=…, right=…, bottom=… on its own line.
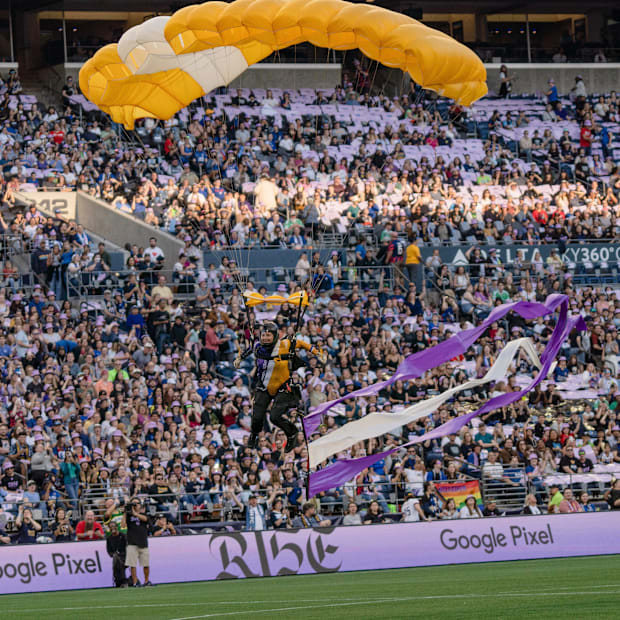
left=49, top=129, right=64, bottom=145
left=580, top=125, right=592, bottom=148
left=75, top=510, right=105, bottom=540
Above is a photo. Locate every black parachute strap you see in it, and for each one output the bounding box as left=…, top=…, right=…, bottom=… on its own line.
left=290, top=289, right=311, bottom=501
left=288, top=291, right=306, bottom=369
left=246, top=305, right=256, bottom=344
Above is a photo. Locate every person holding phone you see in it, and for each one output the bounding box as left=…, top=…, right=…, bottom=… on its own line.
left=15, top=505, right=42, bottom=544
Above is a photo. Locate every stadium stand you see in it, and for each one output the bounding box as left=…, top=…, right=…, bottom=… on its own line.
left=1, top=64, right=620, bottom=547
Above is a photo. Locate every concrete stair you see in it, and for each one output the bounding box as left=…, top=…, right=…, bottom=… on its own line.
left=19, top=70, right=64, bottom=110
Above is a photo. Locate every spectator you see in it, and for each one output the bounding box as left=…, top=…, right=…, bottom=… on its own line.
left=152, top=513, right=178, bottom=536
left=606, top=478, right=620, bottom=510
left=76, top=509, right=105, bottom=541
left=268, top=497, right=291, bottom=529
left=547, top=484, right=564, bottom=514
left=558, top=488, right=583, bottom=513
left=245, top=495, right=267, bottom=531
left=482, top=499, right=502, bottom=517
left=53, top=507, right=75, bottom=542
left=459, top=496, right=482, bottom=519
left=363, top=500, right=387, bottom=524
left=522, top=493, right=542, bottom=515
left=293, top=502, right=331, bottom=528
left=401, top=492, right=426, bottom=522
left=498, top=64, right=514, bottom=98
left=342, top=502, right=362, bottom=526
left=439, top=498, right=459, bottom=520
left=15, top=506, right=42, bottom=544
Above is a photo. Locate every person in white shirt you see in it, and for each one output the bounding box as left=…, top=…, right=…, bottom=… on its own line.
left=401, top=492, right=426, bottom=522
left=459, top=495, right=482, bottom=519
left=245, top=495, right=267, bottom=531
left=144, top=237, right=165, bottom=265
left=404, top=460, right=426, bottom=495
left=571, top=75, right=587, bottom=99
left=254, top=174, right=279, bottom=212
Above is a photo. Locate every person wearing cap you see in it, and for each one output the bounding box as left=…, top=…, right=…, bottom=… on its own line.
left=125, top=497, right=152, bottom=587
left=234, top=320, right=323, bottom=452
left=1, top=459, right=22, bottom=501
left=401, top=491, right=426, bottom=522
left=22, top=479, right=46, bottom=516
left=482, top=498, right=502, bottom=517
left=244, top=494, right=267, bottom=531
left=546, top=78, right=559, bottom=107
left=547, top=484, right=564, bottom=514
left=151, top=513, right=177, bottom=537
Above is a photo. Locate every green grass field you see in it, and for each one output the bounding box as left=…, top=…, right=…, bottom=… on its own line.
left=1, top=555, right=619, bottom=619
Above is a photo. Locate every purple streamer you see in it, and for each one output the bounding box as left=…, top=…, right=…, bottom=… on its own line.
left=308, top=296, right=586, bottom=497
left=304, top=295, right=568, bottom=437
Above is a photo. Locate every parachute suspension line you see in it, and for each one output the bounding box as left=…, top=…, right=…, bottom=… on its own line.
left=399, top=71, right=406, bottom=100
left=369, top=59, right=380, bottom=96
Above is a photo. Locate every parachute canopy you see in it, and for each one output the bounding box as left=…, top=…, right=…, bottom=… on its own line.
left=79, top=0, right=488, bottom=129
left=244, top=290, right=309, bottom=308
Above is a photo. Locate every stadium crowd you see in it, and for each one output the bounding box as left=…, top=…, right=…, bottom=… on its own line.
left=0, top=68, right=620, bottom=546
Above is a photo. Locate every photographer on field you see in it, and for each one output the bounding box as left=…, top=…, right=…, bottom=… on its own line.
left=106, top=521, right=128, bottom=588
left=125, top=497, right=152, bottom=587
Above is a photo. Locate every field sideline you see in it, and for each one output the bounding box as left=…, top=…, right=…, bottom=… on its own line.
left=1, top=555, right=619, bottom=619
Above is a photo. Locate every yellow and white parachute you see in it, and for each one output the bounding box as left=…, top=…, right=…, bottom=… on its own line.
left=79, top=0, right=487, bottom=128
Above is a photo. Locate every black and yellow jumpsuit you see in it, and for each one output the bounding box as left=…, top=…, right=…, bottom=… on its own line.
left=240, top=337, right=320, bottom=439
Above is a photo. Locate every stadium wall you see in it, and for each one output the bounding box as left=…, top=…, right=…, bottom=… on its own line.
left=18, top=61, right=620, bottom=98
left=75, top=191, right=184, bottom=270
left=1, top=513, right=618, bottom=595
left=62, top=62, right=343, bottom=91
left=484, top=63, right=620, bottom=96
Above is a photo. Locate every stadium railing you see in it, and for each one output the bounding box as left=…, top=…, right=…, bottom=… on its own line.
left=60, top=264, right=398, bottom=307
left=2, top=470, right=619, bottom=544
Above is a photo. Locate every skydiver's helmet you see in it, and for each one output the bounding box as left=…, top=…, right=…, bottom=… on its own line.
left=260, top=321, right=278, bottom=344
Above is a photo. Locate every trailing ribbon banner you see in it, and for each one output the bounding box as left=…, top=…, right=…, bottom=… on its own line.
left=308, top=337, right=547, bottom=468
left=304, top=295, right=570, bottom=437
left=244, top=290, right=308, bottom=308
left=307, top=296, right=586, bottom=497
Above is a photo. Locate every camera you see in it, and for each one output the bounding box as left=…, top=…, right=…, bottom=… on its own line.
left=126, top=498, right=142, bottom=515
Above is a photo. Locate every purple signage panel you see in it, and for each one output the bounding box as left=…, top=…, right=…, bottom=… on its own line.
left=1, top=513, right=619, bottom=595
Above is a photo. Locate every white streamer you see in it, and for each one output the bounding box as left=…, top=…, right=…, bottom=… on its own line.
left=308, top=337, right=552, bottom=468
